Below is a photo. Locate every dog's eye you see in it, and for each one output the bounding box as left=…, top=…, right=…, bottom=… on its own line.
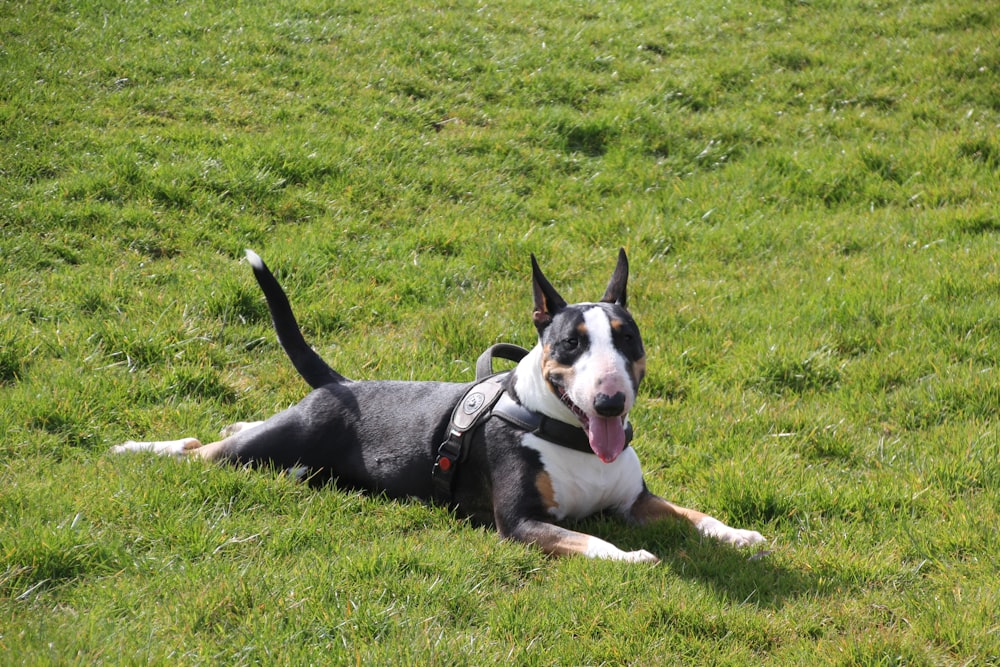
left=617, top=329, right=637, bottom=345
left=563, top=337, right=579, bottom=350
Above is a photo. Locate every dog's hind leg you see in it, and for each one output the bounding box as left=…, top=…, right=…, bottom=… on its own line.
left=110, top=422, right=264, bottom=460
left=219, top=421, right=265, bottom=438
left=627, top=489, right=765, bottom=548
left=110, top=438, right=204, bottom=458
left=111, top=416, right=295, bottom=465
left=112, top=427, right=314, bottom=484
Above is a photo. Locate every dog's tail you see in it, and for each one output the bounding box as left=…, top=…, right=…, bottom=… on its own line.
left=245, top=249, right=348, bottom=388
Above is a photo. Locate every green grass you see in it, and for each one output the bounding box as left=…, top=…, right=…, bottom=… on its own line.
left=2, top=0, right=998, bottom=663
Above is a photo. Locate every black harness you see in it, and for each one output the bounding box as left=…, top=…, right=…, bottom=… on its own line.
left=431, top=343, right=634, bottom=504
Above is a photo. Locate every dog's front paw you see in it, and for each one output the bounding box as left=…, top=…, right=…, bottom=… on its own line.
left=621, top=549, right=661, bottom=564
left=696, top=517, right=766, bottom=548
left=582, top=537, right=661, bottom=563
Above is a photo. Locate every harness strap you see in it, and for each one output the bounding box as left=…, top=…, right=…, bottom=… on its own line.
left=432, top=372, right=508, bottom=505
left=475, top=343, right=529, bottom=380
left=433, top=345, right=527, bottom=505
left=491, top=393, right=633, bottom=454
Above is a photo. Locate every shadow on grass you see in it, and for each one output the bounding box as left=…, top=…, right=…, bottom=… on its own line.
left=576, top=515, right=836, bottom=610
left=267, top=474, right=833, bottom=609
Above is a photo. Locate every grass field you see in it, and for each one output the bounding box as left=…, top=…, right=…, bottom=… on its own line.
left=2, top=0, right=998, bottom=663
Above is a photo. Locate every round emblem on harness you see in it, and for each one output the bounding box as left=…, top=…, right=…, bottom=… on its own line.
left=463, top=392, right=486, bottom=415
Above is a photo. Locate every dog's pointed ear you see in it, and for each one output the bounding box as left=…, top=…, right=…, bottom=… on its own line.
left=601, top=247, right=629, bottom=308
left=532, top=254, right=567, bottom=331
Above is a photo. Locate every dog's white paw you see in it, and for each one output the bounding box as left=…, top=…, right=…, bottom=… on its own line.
left=696, top=517, right=766, bottom=547
left=110, top=438, right=202, bottom=458
left=583, top=537, right=660, bottom=563
left=621, top=549, right=661, bottom=564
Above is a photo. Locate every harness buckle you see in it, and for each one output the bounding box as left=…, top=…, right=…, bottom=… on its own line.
left=434, top=432, right=463, bottom=473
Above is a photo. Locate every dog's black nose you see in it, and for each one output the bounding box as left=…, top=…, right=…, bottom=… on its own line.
left=594, top=392, right=626, bottom=417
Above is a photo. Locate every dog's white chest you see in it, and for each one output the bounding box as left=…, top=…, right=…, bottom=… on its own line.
left=521, top=434, right=644, bottom=521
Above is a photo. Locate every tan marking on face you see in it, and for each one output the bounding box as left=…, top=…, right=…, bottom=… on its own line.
left=631, top=356, right=647, bottom=388
left=540, top=343, right=576, bottom=394
left=535, top=470, right=557, bottom=510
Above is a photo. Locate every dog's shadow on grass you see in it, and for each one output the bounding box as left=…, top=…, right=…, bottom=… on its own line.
left=308, top=484, right=831, bottom=608
left=580, top=516, right=832, bottom=609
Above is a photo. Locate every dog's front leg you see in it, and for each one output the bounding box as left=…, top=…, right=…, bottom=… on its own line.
left=627, top=489, right=765, bottom=547
left=500, top=517, right=660, bottom=563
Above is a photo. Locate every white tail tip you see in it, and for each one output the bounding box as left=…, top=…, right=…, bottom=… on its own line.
left=244, top=249, right=264, bottom=269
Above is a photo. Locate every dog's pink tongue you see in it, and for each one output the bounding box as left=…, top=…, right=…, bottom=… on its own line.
left=586, top=416, right=627, bottom=463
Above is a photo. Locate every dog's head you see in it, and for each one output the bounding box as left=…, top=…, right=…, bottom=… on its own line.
left=531, top=248, right=646, bottom=463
